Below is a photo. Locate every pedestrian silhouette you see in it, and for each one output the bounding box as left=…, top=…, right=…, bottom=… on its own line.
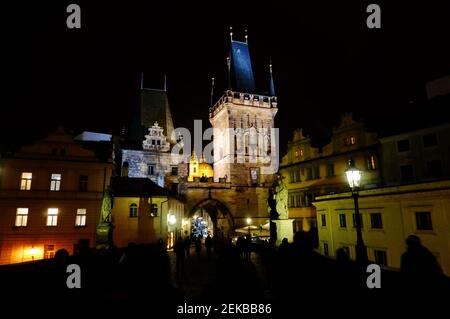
left=400, top=234, right=445, bottom=290
left=205, top=234, right=213, bottom=259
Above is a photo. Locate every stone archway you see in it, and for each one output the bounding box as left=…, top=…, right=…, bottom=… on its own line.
left=188, top=198, right=235, bottom=238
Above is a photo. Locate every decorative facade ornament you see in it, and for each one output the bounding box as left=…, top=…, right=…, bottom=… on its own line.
left=142, top=121, right=170, bottom=152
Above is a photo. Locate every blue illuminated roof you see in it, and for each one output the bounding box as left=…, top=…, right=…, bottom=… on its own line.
left=230, top=40, right=256, bottom=92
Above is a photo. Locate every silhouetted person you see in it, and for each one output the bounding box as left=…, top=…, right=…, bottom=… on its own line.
left=183, top=234, right=191, bottom=257
left=245, top=235, right=252, bottom=261
left=278, top=238, right=289, bottom=255
left=401, top=235, right=445, bottom=290
left=195, top=236, right=202, bottom=259
left=174, top=238, right=185, bottom=280
left=205, top=234, right=213, bottom=259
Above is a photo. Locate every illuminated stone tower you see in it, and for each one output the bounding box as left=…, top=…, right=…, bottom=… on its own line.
left=209, top=35, right=278, bottom=186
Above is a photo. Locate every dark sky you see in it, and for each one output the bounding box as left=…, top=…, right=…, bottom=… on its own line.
left=3, top=1, right=450, bottom=152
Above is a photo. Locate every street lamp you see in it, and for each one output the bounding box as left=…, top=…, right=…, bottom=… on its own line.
left=345, top=159, right=368, bottom=265
left=246, top=217, right=252, bottom=236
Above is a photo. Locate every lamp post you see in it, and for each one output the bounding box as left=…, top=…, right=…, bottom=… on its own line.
left=246, top=217, right=252, bottom=236
left=345, top=159, right=368, bottom=265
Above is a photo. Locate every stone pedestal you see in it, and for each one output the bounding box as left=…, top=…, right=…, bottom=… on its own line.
left=96, top=223, right=113, bottom=248
left=273, top=219, right=295, bottom=245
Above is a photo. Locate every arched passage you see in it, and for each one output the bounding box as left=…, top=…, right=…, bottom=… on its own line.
left=188, top=199, right=235, bottom=238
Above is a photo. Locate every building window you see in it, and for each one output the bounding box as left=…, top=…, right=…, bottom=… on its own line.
left=339, top=214, right=347, bottom=228
left=193, top=167, right=197, bottom=173
left=291, top=169, right=300, bottom=183
left=367, top=155, right=377, bottom=170
left=423, top=133, right=438, bottom=148
left=129, top=204, right=138, bottom=218
left=321, top=214, right=326, bottom=227
left=20, top=172, right=32, bottom=190
left=352, top=213, right=363, bottom=228
left=327, top=163, right=335, bottom=177
left=306, top=167, right=312, bottom=180
left=345, top=136, right=356, bottom=145
left=45, top=245, right=55, bottom=259
left=416, top=212, right=432, bottom=230
left=426, top=160, right=442, bottom=178
left=171, top=166, right=178, bottom=176
left=397, top=139, right=410, bottom=152
left=313, top=166, right=320, bottom=179
left=50, top=174, right=61, bottom=191
left=323, top=243, right=329, bottom=256
left=370, top=213, right=383, bottom=229
left=79, top=175, right=88, bottom=192
left=148, top=164, right=155, bottom=176
left=75, top=208, right=87, bottom=227
left=15, top=208, right=28, bottom=227
left=400, top=164, right=414, bottom=182
left=150, top=204, right=158, bottom=217
left=47, top=208, right=58, bottom=226
left=295, top=150, right=299, bottom=158
left=250, top=168, right=259, bottom=186
left=289, top=195, right=295, bottom=208
left=374, top=250, right=387, bottom=266
left=295, top=194, right=302, bottom=207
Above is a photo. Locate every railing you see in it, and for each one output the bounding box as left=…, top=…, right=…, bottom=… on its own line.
left=209, top=90, right=277, bottom=118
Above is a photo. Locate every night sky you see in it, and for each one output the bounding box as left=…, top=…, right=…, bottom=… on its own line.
left=3, top=1, right=450, bottom=153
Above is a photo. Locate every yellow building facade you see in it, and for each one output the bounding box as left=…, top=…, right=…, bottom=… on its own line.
left=111, top=177, right=184, bottom=249
left=314, top=180, right=450, bottom=275
left=0, top=128, right=113, bottom=264
left=279, top=113, right=381, bottom=233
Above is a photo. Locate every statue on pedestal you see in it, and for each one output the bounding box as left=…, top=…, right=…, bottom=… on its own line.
left=97, top=186, right=114, bottom=248
left=274, top=175, right=288, bottom=220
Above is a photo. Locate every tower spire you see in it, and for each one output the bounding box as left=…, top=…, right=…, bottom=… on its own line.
left=210, top=75, right=215, bottom=106
left=269, top=60, right=276, bottom=96
left=141, top=72, right=144, bottom=90
left=229, top=26, right=233, bottom=42
left=163, top=75, right=167, bottom=91
left=244, top=29, right=248, bottom=44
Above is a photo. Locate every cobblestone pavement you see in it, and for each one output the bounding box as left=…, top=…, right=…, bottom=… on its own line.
left=168, top=247, right=272, bottom=302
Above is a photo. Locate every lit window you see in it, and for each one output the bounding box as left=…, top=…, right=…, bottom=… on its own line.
left=129, top=203, right=138, bottom=218
left=20, top=172, right=32, bottom=190
left=295, top=150, right=299, bottom=158
left=15, top=208, right=28, bottom=227
left=300, top=148, right=304, bottom=157
left=350, top=136, right=356, bottom=145
left=150, top=204, right=158, bottom=217
left=75, top=208, right=87, bottom=226
left=45, top=245, right=55, bottom=259
left=367, top=155, right=377, bottom=170
left=47, top=208, right=58, bottom=226
left=50, top=174, right=61, bottom=191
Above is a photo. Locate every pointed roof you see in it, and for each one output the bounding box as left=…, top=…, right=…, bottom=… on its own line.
left=128, top=88, right=176, bottom=148
left=230, top=40, right=256, bottom=92
left=269, top=62, right=276, bottom=96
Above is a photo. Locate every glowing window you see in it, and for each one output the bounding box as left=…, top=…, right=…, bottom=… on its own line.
left=20, top=172, right=32, bottom=190
left=15, top=208, right=28, bottom=227
left=50, top=174, right=61, bottom=191
left=75, top=208, right=87, bottom=226
left=350, top=136, right=356, bottom=145
left=47, top=208, right=58, bottom=226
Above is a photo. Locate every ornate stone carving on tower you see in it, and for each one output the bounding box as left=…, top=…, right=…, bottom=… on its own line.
left=142, top=121, right=171, bottom=152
